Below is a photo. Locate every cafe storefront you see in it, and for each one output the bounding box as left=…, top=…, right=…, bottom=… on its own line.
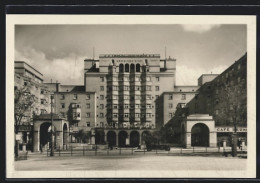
left=216, top=126, right=247, bottom=147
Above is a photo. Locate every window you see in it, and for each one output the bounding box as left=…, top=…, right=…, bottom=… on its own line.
left=145, top=95, right=151, bottom=100
left=146, top=77, right=151, bottom=81
left=169, top=95, right=173, bottom=100
left=136, top=64, right=140, bottom=72
left=41, top=99, right=45, bottom=105
left=100, top=113, right=104, bottom=118
left=146, top=104, right=152, bottom=109
left=86, top=95, right=90, bottom=100
left=100, top=104, right=104, bottom=109
left=100, top=77, right=104, bottom=82
left=100, top=95, right=104, bottom=100
left=156, top=95, right=159, bottom=99
left=169, top=113, right=173, bottom=118
left=73, top=94, right=78, bottom=100
left=24, top=81, right=27, bottom=86
left=124, top=104, right=129, bottom=109
left=86, top=122, right=90, bottom=127
left=100, top=122, right=104, bottom=127
left=181, top=94, right=186, bottom=100
left=124, top=86, right=129, bottom=91
left=124, top=113, right=129, bottom=118
left=146, top=113, right=152, bottom=118
left=156, top=77, right=160, bottom=81
left=156, top=104, right=159, bottom=109
left=40, top=89, right=44, bottom=94
left=86, top=103, right=90, bottom=109
left=215, top=110, right=219, bottom=115
left=215, top=99, right=219, bottom=105
left=61, top=103, right=65, bottom=108
left=113, top=113, right=118, bottom=118
left=60, top=94, right=65, bottom=100
left=86, top=113, right=90, bottom=118
left=238, top=77, right=241, bottom=83
left=146, top=86, right=151, bottom=91
left=100, top=86, right=104, bottom=91
left=226, top=73, right=229, bottom=78
left=135, top=104, right=140, bottom=108
left=169, top=103, right=173, bottom=108
left=113, top=104, right=118, bottom=109
left=156, top=86, right=159, bottom=91
left=125, top=64, right=129, bottom=72
left=136, top=86, right=141, bottom=91
left=238, top=64, right=241, bottom=70
left=215, top=89, right=219, bottom=95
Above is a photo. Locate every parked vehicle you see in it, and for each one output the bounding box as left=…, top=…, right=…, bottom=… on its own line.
left=147, top=144, right=170, bottom=151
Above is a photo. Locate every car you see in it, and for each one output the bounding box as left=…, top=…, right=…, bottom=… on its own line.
left=148, top=144, right=170, bottom=151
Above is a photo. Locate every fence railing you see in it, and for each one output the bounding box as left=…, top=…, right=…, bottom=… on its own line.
left=46, top=145, right=247, bottom=157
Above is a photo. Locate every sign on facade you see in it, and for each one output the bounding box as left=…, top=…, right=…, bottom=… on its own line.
left=216, top=127, right=247, bottom=132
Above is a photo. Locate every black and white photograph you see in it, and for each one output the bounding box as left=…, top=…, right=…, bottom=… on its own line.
left=6, top=15, right=256, bottom=178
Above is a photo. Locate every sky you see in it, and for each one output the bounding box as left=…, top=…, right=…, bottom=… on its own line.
left=15, top=24, right=247, bottom=85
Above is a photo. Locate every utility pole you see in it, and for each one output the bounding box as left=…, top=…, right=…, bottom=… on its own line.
left=50, top=95, right=54, bottom=156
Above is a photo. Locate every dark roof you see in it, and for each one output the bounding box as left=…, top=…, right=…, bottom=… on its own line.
left=34, top=113, right=63, bottom=120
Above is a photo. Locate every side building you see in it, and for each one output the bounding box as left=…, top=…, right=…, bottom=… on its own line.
left=166, top=53, right=247, bottom=147
left=14, top=61, right=51, bottom=151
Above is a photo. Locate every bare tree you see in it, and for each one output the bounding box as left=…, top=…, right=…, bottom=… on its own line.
left=14, top=87, right=36, bottom=158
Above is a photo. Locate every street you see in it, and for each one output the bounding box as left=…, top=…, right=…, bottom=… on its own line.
left=15, top=152, right=246, bottom=171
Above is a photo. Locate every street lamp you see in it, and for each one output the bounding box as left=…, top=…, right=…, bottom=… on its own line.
left=232, top=107, right=238, bottom=157
left=50, top=94, right=54, bottom=156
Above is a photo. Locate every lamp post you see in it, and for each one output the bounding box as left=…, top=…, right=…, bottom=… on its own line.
left=232, top=107, right=237, bottom=157
left=50, top=94, right=54, bottom=156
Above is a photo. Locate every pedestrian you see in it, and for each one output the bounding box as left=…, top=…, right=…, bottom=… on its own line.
left=238, top=138, right=242, bottom=150
left=40, top=144, right=43, bottom=153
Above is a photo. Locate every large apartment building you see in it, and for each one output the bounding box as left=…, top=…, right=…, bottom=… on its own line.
left=51, top=54, right=198, bottom=147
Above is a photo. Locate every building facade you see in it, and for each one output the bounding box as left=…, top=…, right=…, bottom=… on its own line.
left=167, top=53, right=247, bottom=147
left=14, top=61, right=51, bottom=150
left=50, top=54, right=199, bottom=147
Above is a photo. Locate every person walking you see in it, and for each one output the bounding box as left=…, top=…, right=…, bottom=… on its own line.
left=40, top=144, right=43, bottom=153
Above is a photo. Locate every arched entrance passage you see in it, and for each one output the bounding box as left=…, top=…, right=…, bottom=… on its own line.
left=118, top=131, right=128, bottom=147
left=130, top=131, right=140, bottom=147
left=95, top=131, right=105, bottom=144
left=107, top=131, right=116, bottom=147
left=191, top=123, right=209, bottom=147
left=40, top=122, right=56, bottom=150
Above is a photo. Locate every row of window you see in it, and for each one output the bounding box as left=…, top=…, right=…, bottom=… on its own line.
left=112, top=113, right=152, bottom=118
left=108, top=94, right=153, bottom=100
left=61, top=103, right=161, bottom=109
left=168, top=94, right=186, bottom=100
left=104, top=85, right=158, bottom=91
left=60, top=94, right=92, bottom=100
left=102, top=76, right=160, bottom=82
left=109, top=103, right=153, bottom=109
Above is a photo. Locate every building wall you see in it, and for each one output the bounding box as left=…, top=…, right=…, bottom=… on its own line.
left=14, top=62, right=51, bottom=147
left=187, top=53, right=247, bottom=127
left=198, top=74, right=219, bottom=86
left=53, top=91, right=96, bottom=133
